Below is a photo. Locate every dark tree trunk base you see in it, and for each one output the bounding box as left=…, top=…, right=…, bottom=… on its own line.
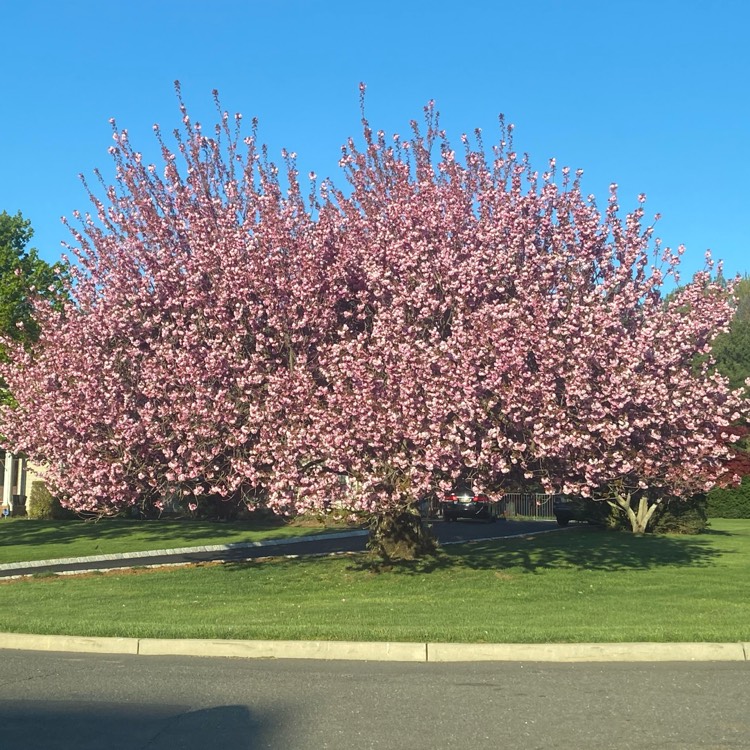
left=368, top=509, right=438, bottom=561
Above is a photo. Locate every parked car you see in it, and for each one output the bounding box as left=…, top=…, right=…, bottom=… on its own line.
left=441, top=485, right=503, bottom=522
left=553, top=495, right=608, bottom=527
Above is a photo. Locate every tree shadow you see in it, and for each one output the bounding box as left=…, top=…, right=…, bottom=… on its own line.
left=452, top=526, right=730, bottom=573
left=0, top=699, right=281, bottom=750
left=345, top=553, right=447, bottom=575
left=0, top=516, right=303, bottom=551
left=345, top=525, right=732, bottom=575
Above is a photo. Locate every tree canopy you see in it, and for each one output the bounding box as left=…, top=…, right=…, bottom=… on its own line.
left=0, top=87, right=746, bottom=546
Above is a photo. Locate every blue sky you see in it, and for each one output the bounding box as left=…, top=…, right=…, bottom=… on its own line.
left=1, top=0, right=748, bottom=283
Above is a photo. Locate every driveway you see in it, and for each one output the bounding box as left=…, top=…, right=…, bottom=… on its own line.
left=0, top=519, right=562, bottom=578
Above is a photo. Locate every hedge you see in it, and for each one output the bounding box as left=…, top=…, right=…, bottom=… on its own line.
left=707, top=476, right=750, bottom=518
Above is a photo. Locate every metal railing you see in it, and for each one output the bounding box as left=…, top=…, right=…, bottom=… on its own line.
left=424, top=492, right=556, bottom=520
left=501, top=493, right=555, bottom=520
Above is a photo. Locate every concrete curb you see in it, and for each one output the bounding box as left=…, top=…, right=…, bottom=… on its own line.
left=0, top=529, right=369, bottom=572
left=426, top=641, right=749, bottom=662
left=0, top=632, right=139, bottom=655
left=138, top=637, right=427, bottom=662
left=440, top=526, right=567, bottom=546
left=1, top=632, right=747, bottom=663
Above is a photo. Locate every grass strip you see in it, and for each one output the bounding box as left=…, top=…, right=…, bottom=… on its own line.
left=0, top=517, right=352, bottom=564
left=1, top=520, right=749, bottom=644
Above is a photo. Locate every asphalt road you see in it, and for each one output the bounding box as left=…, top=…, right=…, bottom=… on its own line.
left=0, top=518, right=562, bottom=577
left=1, top=650, right=748, bottom=749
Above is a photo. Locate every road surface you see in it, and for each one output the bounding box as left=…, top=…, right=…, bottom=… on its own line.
left=0, top=650, right=748, bottom=749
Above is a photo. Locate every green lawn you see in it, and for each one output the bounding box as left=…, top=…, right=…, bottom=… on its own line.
left=1, top=520, right=749, bottom=643
left=0, top=516, right=354, bottom=564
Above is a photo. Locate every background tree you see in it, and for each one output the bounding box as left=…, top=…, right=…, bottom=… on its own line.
left=711, top=275, right=750, bottom=395
left=0, top=211, right=66, bottom=344
left=0, top=210, right=66, bottom=404
left=707, top=276, right=750, bottom=517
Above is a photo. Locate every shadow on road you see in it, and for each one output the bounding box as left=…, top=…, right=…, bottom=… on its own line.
left=0, top=700, right=279, bottom=750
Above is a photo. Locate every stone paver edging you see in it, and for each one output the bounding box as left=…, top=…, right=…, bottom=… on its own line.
left=1, top=632, right=748, bottom=663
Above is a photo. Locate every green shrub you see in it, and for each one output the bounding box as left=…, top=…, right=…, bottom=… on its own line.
left=604, top=494, right=708, bottom=534
left=707, top=476, right=750, bottom=518
left=650, top=494, right=708, bottom=534
left=27, top=481, right=70, bottom=520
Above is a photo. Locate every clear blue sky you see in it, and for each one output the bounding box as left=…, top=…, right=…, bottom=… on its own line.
left=1, top=0, right=748, bottom=282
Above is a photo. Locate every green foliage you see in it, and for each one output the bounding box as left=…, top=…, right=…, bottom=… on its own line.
left=650, top=495, right=708, bottom=534
left=603, top=494, right=708, bottom=534
left=712, top=276, right=750, bottom=395
left=707, top=476, right=750, bottom=518
left=710, top=279, right=750, bottom=522
left=0, top=211, right=68, bottom=407
left=0, top=211, right=67, bottom=345
left=27, top=481, right=69, bottom=520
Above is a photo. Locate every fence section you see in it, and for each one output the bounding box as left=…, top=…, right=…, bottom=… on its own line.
left=501, top=493, right=555, bottom=520
left=423, top=492, right=557, bottom=520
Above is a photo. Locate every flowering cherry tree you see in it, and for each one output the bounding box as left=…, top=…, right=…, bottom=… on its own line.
left=316, top=105, right=747, bottom=539
left=0, top=87, right=340, bottom=517
left=509, top=223, right=747, bottom=532
left=1, top=84, right=746, bottom=552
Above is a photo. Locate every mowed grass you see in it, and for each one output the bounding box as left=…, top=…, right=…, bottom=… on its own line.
left=1, top=520, right=749, bottom=643
left=0, top=516, right=354, bottom=564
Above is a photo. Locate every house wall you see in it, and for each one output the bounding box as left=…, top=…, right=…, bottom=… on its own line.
left=1, top=451, right=45, bottom=516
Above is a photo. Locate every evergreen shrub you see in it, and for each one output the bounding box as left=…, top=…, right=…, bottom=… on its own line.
left=27, top=481, right=70, bottom=520
left=650, top=494, right=708, bottom=534
left=603, top=494, right=708, bottom=533
left=707, top=476, right=750, bottom=518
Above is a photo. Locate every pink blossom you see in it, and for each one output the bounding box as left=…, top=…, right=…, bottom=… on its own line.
left=0, top=86, right=746, bottom=532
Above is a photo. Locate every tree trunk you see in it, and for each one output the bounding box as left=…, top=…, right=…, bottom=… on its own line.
left=610, top=490, right=662, bottom=534
left=368, top=508, right=438, bottom=560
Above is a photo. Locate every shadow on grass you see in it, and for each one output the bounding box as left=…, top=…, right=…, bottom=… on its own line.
left=345, top=525, right=731, bottom=575
left=0, top=517, right=312, bottom=550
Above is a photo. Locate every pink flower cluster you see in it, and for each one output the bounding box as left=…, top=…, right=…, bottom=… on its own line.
left=1, top=91, right=746, bottom=523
